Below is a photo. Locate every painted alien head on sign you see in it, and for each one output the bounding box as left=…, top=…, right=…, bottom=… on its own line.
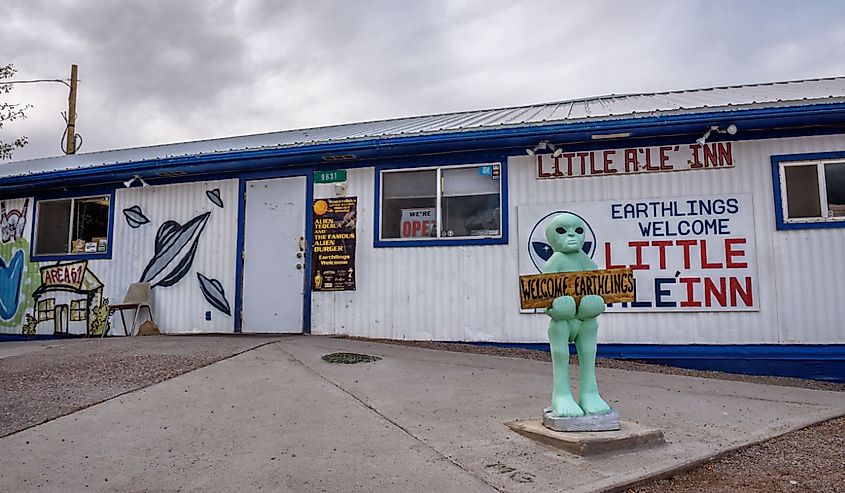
left=545, top=213, right=587, bottom=254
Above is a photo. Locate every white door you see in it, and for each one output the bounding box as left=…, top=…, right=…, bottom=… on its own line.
left=241, top=177, right=307, bottom=332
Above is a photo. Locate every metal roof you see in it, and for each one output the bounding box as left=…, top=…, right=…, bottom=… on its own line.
left=4, top=76, right=845, bottom=180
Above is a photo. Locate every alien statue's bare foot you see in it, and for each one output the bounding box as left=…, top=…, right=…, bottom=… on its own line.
left=551, top=394, right=584, bottom=417
left=579, top=392, right=611, bottom=415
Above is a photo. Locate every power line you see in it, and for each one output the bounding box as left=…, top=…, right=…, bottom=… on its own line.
left=3, top=78, right=73, bottom=88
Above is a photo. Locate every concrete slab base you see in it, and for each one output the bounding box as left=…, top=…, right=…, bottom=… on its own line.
left=506, top=419, right=665, bottom=456
left=543, top=408, right=620, bottom=431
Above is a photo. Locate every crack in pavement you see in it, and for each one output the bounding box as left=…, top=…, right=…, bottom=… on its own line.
left=273, top=342, right=504, bottom=493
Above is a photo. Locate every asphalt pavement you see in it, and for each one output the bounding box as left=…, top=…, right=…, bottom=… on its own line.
left=0, top=336, right=842, bottom=492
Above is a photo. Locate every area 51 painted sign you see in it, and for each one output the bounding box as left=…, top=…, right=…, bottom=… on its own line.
left=517, top=193, right=758, bottom=312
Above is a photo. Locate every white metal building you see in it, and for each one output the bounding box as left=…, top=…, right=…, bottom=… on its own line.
left=1, top=77, right=844, bottom=380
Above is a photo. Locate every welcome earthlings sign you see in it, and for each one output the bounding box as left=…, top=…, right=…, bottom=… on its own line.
left=517, top=194, right=759, bottom=312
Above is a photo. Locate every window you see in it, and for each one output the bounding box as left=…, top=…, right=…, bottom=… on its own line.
left=34, top=195, right=111, bottom=257
left=70, top=299, right=89, bottom=321
left=779, top=159, right=845, bottom=223
left=379, top=163, right=503, bottom=243
left=37, top=299, right=55, bottom=322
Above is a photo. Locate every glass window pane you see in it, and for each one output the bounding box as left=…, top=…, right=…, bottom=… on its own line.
left=824, top=162, right=845, bottom=217
left=784, top=165, right=821, bottom=219
left=441, top=167, right=501, bottom=238
left=381, top=170, right=436, bottom=239
left=71, top=196, right=110, bottom=252
left=35, top=200, right=71, bottom=255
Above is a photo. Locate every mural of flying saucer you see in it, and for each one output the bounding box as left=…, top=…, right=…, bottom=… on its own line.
left=140, top=212, right=211, bottom=288
left=205, top=188, right=224, bottom=208
left=123, top=205, right=150, bottom=229
left=197, top=272, right=231, bottom=316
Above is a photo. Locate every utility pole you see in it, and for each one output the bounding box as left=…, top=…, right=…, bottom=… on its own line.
left=65, top=64, right=78, bottom=155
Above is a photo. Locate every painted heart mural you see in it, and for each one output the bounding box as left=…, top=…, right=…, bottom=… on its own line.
left=0, top=250, right=25, bottom=320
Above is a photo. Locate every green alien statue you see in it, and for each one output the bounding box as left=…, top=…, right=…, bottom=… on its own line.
left=543, top=213, right=612, bottom=417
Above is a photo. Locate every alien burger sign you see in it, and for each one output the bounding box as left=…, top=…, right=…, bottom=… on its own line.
left=518, top=193, right=759, bottom=312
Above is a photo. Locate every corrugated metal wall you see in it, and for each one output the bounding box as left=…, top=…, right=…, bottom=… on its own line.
left=0, top=179, right=238, bottom=337
left=311, top=134, right=845, bottom=344
left=104, top=179, right=239, bottom=333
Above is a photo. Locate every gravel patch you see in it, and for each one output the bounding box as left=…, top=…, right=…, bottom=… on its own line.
left=0, top=335, right=281, bottom=438
left=347, top=337, right=845, bottom=492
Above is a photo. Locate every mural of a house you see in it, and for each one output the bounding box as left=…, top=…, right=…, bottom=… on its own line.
left=31, top=261, right=104, bottom=335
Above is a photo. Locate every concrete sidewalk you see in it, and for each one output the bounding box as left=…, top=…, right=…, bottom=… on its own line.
left=0, top=336, right=842, bottom=492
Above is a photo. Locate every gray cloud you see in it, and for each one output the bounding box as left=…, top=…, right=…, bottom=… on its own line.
left=2, top=0, right=845, bottom=162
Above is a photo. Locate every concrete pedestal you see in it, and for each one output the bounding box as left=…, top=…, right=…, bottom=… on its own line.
left=543, top=408, right=620, bottom=432
left=505, top=419, right=665, bottom=456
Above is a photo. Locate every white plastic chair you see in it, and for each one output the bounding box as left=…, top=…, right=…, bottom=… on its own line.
left=105, top=282, right=154, bottom=337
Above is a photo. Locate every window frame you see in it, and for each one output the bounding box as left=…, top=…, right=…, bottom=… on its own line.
left=30, top=188, right=116, bottom=261
left=374, top=160, right=508, bottom=248
left=772, top=151, right=845, bottom=230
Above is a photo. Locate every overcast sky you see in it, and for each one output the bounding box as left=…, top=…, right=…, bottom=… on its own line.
left=2, top=0, right=845, bottom=163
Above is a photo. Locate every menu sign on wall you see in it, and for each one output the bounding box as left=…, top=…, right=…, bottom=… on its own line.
left=312, top=197, right=357, bottom=291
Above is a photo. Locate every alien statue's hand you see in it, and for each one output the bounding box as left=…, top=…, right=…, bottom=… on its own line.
left=545, top=295, right=577, bottom=321
left=576, top=294, right=606, bottom=320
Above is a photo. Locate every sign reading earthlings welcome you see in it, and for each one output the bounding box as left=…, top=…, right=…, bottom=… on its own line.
left=518, top=268, right=635, bottom=309
left=517, top=193, right=759, bottom=312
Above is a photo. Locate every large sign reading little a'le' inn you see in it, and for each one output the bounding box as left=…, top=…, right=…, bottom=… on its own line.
left=536, top=142, right=734, bottom=179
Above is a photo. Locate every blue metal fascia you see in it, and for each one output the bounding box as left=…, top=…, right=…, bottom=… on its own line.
left=470, top=342, right=845, bottom=383
left=4, top=101, right=845, bottom=193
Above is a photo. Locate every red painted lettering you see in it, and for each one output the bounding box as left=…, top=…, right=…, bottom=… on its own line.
left=603, top=150, right=617, bottom=173
left=577, top=152, right=589, bottom=176
left=676, top=239, right=697, bottom=269
left=700, top=240, right=723, bottom=269
left=725, top=238, right=747, bottom=268
left=552, top=156, right=563, bottom=177
left=690, top=144, right=703, bottom=168
left=590, top=151, right=601, bottom=174
left=679, top=277, right=702, bottom=307
left=604, top=242, right=625, bottom=269
left=563, top=153, right=575, bottom=175
left=718, top=142, right=733, bottom=167
left=659, top=146, right=674, bottom=170
left=704, top=277, right=727, bottom=307
left=729, top=277, right=753, bottom=307
left=643, top=148, right=658, bottom=171
left=624, top=149, right=638, bottom=172
left=703, top=143, right=718, bottom=167
left=537, top=155, right=551, bottom=178
left=652, top=240, right=673, bottom=269
left=628, top=241, right=650, bottom=270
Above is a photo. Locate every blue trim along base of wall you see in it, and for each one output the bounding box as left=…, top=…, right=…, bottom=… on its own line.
left=469, top=343, right=845, bottom=384
left=0, top=333, right=81, bottom=342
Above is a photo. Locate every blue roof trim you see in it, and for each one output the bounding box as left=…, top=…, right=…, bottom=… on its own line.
left=3, top=101, right=845, bottom=192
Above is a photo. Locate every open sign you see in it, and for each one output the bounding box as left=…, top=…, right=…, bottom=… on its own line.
left=400, top=208, right=436, bottom=238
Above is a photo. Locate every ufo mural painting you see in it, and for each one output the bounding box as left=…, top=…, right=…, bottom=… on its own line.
left=140, top=211, right=211, bottom=288
left=205, top=188, right=224, bottom=208
left=197, top=272, right=231, bottom=316
left=122, top=205, right=151, bottom=229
